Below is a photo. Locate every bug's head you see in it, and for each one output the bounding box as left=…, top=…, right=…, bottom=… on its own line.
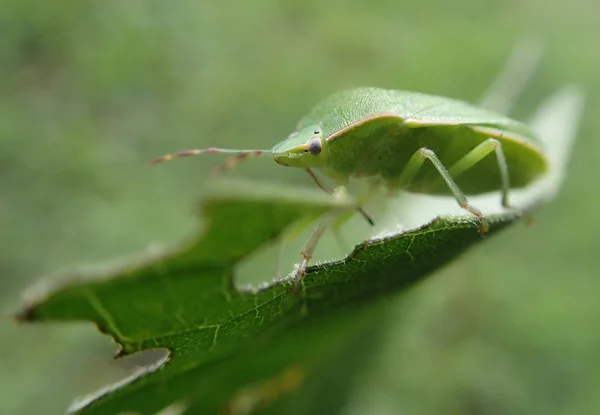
left=272, top=124, right=328, bottom=168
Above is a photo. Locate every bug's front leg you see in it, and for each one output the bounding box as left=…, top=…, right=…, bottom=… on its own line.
left=291, top=218, right=330, bottom=294
left=291, top=186, right=351, bottom=294
left=305, top=169, right=375, bottom=226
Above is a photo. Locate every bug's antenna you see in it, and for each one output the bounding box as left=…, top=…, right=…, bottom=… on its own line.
left=214, top=151, right=270, bottom=174
left=148, top=148, right=272, bottom=166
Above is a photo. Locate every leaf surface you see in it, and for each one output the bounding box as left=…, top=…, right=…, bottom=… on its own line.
left=18, top=180, right=519, bottom=414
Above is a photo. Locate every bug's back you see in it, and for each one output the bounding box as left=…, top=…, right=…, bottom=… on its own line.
left=298, top=88, right=548, bottom=195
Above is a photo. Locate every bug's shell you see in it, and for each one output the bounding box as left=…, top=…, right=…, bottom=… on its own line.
left=297, top=87, right=548, bottom=195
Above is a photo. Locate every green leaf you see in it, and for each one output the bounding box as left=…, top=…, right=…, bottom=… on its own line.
left=17, top=179, right=519, bottom=415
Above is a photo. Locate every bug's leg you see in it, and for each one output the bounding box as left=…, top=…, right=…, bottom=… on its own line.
left=397, top=148, right=489, bottom=234
left=305, top=168, right=334, bottom=193
left=449, top=137, right=535, bottom=225
left=448, top=138, right=510, bottom=208
left=291, top=217, right=331, bottom=294
left=292, top=185, right=354, bottom=294
left=305, top=169, right=375, bottom=226
left=275, top=213, right=324, bottom=281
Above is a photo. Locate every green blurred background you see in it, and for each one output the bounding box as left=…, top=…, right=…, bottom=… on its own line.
left=1, top=1, right=598, bottom=414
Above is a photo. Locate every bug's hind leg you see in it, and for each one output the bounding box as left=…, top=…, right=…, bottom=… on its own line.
left=397, top=147, right=489, bottom=234
left=448, top=138, right=511, bottom=209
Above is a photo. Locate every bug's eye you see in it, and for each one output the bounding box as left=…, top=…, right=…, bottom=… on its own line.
left=307, top=136, right=322, bottom=155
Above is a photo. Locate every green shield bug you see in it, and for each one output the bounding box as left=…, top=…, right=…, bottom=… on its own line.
left=149, top=87, right=548, bottom=292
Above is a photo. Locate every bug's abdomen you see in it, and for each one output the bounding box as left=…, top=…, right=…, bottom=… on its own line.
left=324, top=118, right=547, bottom=195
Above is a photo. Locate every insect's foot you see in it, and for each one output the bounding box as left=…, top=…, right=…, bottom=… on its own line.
left=461, top=203, right=488, bottom=236
left=290, top=256, right=310, bottom=295
left=478, top=218, right=490, bottom=236
left=290, top=274, right=303, bottom=295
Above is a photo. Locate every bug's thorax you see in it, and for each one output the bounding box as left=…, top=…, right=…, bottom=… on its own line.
left=272, top=124, right=329, bottom=169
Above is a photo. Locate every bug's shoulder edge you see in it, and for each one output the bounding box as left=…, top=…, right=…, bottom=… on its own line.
left=325, top=112, right=404, bottom=143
